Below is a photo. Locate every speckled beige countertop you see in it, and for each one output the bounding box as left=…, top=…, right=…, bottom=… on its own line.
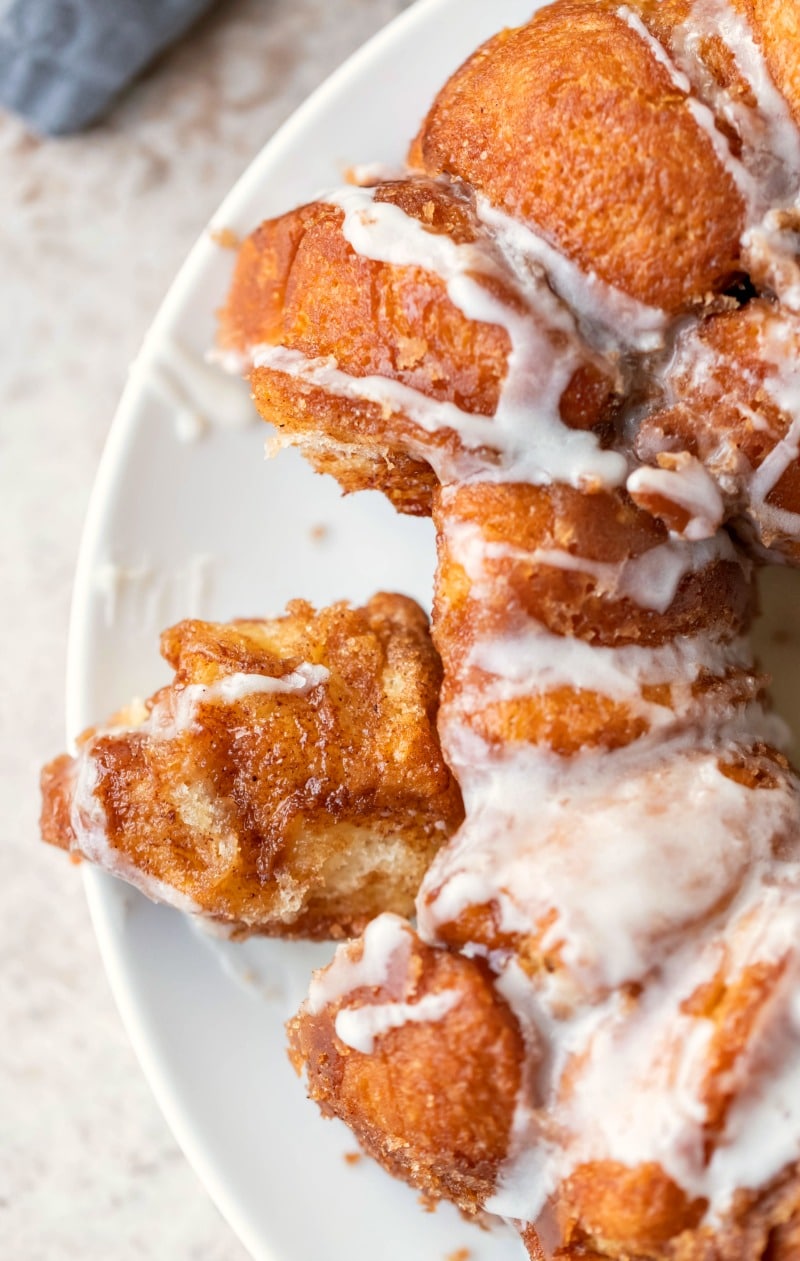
left=0, top=3, right=409, bottom=1255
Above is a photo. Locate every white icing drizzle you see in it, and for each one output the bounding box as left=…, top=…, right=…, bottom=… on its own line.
left=307, top=913, right=413, bottom=1014
left=230, top=3, right=800, bottom=1234
left=617, top=6, right=759, bottom=211
left=665, top=0, right=800, bottom=308
left=143, top=662, right=330, bottom=739
left=334, top=990, right=460, bottom=1054
left=462, top=625, right=751, bottom=726
left=445, top=513, right=742, bottom=615
left=686, top=96, right=761, bottom=207
left=412, top=472, right=800, bottom=1224
left=742, top=315, right=800, bottom=540
left=619, top=0, right=800, bottom=322
left=670, top=0, right=800, bottom=194
left=646, top=302, right=800, bottom=549
left=617, top=6, right=691, bottom=93
left=751, top=414, right=800, bottom=513
left=420, top=732, right=797, bottom=999
left=744, top=211, right=800, bottom=313
left=309, top=184, right=627, bottom=489
left=92, top=559, right=154, bottom=628
left=250, top=341, right=627, bottom=491
left=422, top=682, right=800, bottom=1220
left=627, top=456, right=726, bottom=540
left=69, top=754, right=204, bottom=917
left=308, top=915, right=461, bottom=1052
left=473, top=195, right=668, bottom=353
left=92, top=554, right=216, bottom=629
left=331, top=179, right=668, bottom=354
left=326, top=184, right=508, bottom=289
left=487, top=888, right=800, bottom=1223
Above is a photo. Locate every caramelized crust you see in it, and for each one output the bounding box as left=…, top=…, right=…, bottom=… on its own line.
left=631, top=0, right=760, bottom=117
left=433, top=483, right=753, bottom=659
left=223, top=192, right=511, bottom=414
left=287, top=917, right=525, bottom=1212
left=219, top=175, right=620, bottom=514
left=423, top=473, right=791, bottom=968
left=522, top=1166, right=800, bottom=1260
left=58, top=0, right=800, bottom=1253
left=410, top=0, right=745, bottom=312
left=40, top=595, right=463, bottom=937
left=554, top=1163, right=707, bottom=1257
left=633, top=301, right=800, bottom=560
left=518, top=1170, right=800, bottom=1254
left=218, top=178, right=509, bottom=514
left=250, top=364, right=438, bottom=516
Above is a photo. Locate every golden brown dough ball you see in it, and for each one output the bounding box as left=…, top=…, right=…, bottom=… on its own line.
left=410, top=0, right=745, bottom=312
left=287, top=916, right=525, bottom=1212
left=218, top=175, right=621, bottom=515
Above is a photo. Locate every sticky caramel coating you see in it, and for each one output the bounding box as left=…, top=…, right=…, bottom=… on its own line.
left=544, top=1156, right=800, bottom=1256
left=101, top=1, right=800, bottom=1249
left=409, top=0, right=745, bottom=312
left=526, top=1165, right=760, bottom=1259
left=40, top=595, right=463, bottom=937
left=768, top=1212, right=800, bottom=1259
left=424, top=772, right=796, bottom=996
left=286, top=892, right=800, bottom=1260
left=246, top=370, right=438, bottom=516
left=220, top=178, right=510, bottom=414
left=432, top=480, right=759, bottom=760
left=287, top=919, right=525, bottom=1213
left=218, top=175, right=619, bottom=515
left=633, top=300, right=800, bottom=561
left=552, top=1163, right=706, bottom=1257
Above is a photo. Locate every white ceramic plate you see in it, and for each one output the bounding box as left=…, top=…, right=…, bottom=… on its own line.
left=66, top=2, right=538, bottom=1259
left=66, top=0, right=800, bottom=1257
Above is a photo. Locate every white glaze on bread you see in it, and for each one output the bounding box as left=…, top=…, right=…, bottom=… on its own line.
left=226, top=0, right=800, bottom=1236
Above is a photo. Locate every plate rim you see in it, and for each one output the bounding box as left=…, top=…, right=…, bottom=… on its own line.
left=64, top=1, right=517, bottom=1258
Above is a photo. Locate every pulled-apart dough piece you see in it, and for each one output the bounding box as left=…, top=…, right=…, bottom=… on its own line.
left=40, top=595, right=463, bottom=937
left=218, top=174, right=621, bottom=514
left=290, top=897, right=800, bottom=1260
left=287, top=913, right=525, bottom=1214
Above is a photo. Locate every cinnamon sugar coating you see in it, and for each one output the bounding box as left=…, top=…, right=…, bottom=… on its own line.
left=41, top=595, right=463, bottom=937
left=287, top=918, right=525, bottom=1214
left=433, top=483, right=754, bottom=655
left=217, top=0, right=800, bottom=1253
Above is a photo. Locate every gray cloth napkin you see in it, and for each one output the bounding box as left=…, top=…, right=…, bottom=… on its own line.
left=0, top=0, right=217, bottom=135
